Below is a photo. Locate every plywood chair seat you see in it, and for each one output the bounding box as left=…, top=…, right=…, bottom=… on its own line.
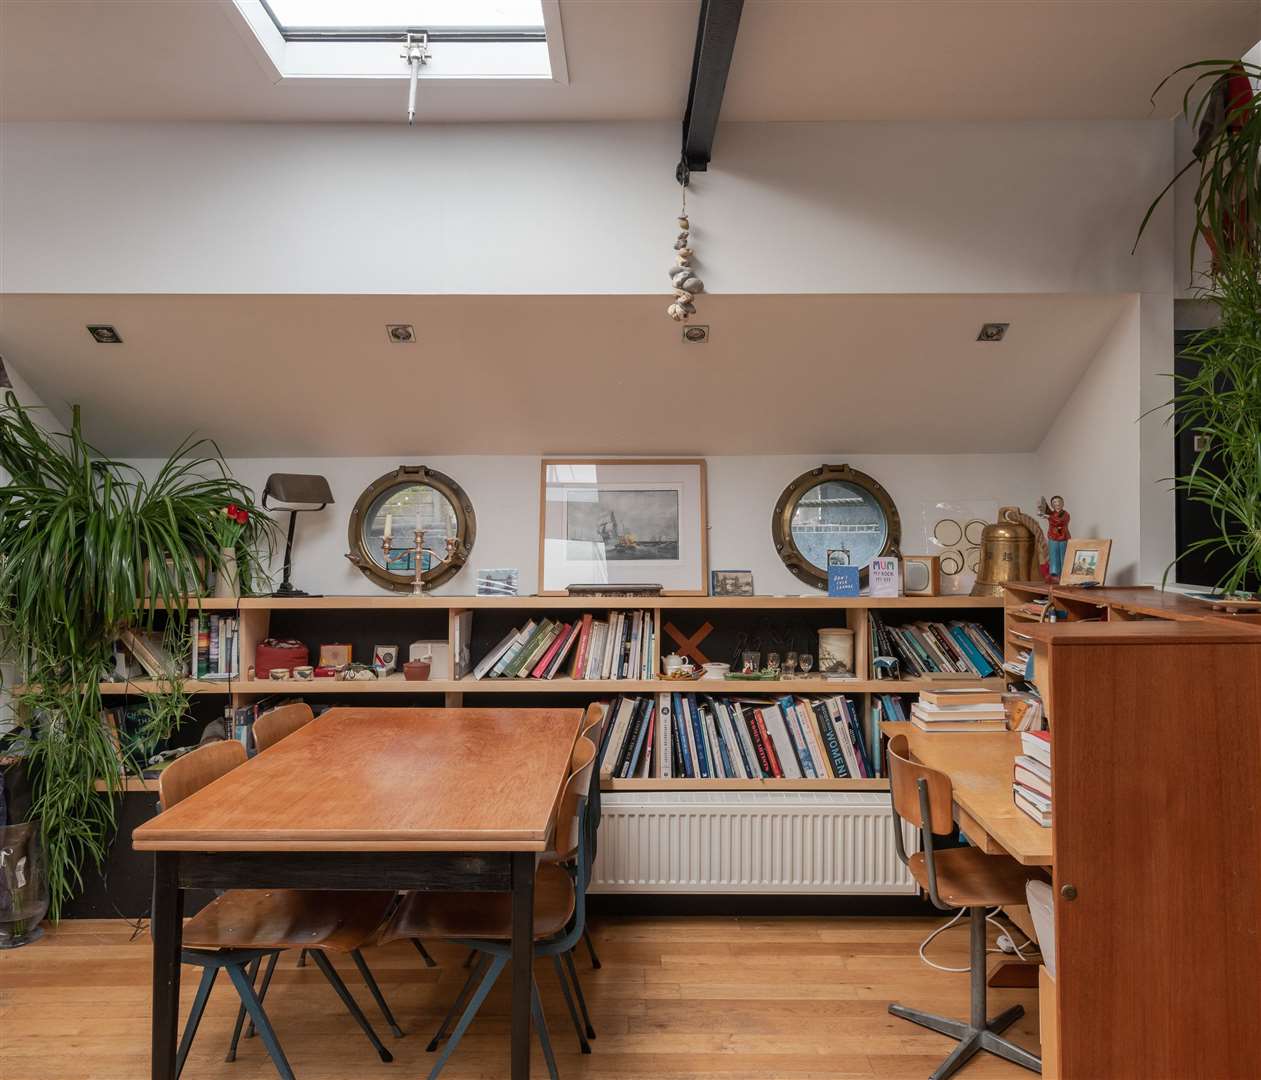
left=384, top=862, right=575, bottom=943
left=183, top=889, right=397, bottom=953
left=906, top=848, right=1031, bottom=908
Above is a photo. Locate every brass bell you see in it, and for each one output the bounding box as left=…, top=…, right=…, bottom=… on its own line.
left=971, top=506, right=1037, bottom=597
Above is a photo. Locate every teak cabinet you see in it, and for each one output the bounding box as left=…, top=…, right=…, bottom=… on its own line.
left=1028, top=619, right=1261, bottom=1080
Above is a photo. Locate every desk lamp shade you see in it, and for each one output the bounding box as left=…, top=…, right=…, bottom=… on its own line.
left=263, top=474, right=333, bottom=597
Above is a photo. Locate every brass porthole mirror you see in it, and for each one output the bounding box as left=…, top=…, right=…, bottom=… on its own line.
left=345, top=465, right=475, bottom=592
left=772, top=464, right=901, bottom=590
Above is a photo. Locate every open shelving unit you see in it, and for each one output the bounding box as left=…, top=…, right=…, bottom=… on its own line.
left=91, top=591, right=1005, bottom=794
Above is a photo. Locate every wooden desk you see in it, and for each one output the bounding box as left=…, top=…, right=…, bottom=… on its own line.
left=880, top=720, right=1051, bottom=867
left=133, top=706, right=583, bottom=1080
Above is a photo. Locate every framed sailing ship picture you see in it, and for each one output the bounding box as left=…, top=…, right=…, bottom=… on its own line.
left=539, top=459, right=708, bottom=594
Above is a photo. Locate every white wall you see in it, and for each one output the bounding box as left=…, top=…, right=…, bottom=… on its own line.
left=1036, top=298, right=1144, bottom=583
left=124, top=451, right=1039, bottom=597
left=0, top=119, right=1173, bottom=297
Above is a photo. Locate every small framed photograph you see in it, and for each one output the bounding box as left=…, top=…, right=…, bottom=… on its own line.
left=1060, top=539, right=1111, bottom=585
left=710, top=570, right=754, bottom=597
left=476, top=568, right=520, bottom=596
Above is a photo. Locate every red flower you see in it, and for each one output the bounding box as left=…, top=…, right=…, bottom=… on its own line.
left=225, top=503, right=239, bottom=517
left=233, top=508, right=249, bottom=525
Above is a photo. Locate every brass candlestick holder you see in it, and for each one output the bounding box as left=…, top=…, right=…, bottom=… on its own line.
left=382, top=529, right=460, bottom=596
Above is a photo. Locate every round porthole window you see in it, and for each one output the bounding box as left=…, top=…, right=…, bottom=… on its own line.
left=346, top=466, right=475, bottom=591
left=772, top=464, right=901, bottom=590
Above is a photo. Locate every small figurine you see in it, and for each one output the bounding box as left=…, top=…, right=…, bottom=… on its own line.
left=1038, top=495, right=1071, bottom=579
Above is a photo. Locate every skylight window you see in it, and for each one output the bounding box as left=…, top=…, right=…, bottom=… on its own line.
left=233, top=0, right=563, bottom=94
left=263, top=1, right=546, bottom=38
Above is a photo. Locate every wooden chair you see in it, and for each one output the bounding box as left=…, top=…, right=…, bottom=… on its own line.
left=885, top=734, right=1041, bottom=1080
left=574, top=703, right=605, bottom=971
left=252, top=702, right=315, bottom=752
left=158, top=741, right=400, bottom=1080
left=229, top=700, right=416, bottom=1057
left=381, top=735, right=599, bottom=1080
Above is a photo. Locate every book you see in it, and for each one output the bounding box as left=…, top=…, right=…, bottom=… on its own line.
left=491, top=621, right=535, bottom=677
left=570, top=614, right=595, bottom=679
left=544, top=621, right=581, bottom=679
left=685, top=695, right=712, bottom=778
left=825, top=696, right=862, bottom=777
left=911, top=703, right=1007, bottom=722
left=599, top=696, right=638, bottom=780
left=120, top=627, right=181, bottom=679
left=672, top=692, right=696, bottom=778
left=1014, top=765, right=1052, bottom=799
left=760, top=704, right=802, bottom=779
left=1021, top=730, right=1052, bottom=768
left=919, top=688, right=1002, bottom=707
left=656, top=693, right=673, bottom=779
left=474, top=628, right=519, bottom=680
left=912, top=717, right=1007, bottom=732
left=452, top=610, right=473, bottom=678
left=1014, top=753, right=1051, bottom=783
left=584, top=621, right=608, bottom=679
left=737, top=701, right=775, bottom=778
left=510, top=620, right=558, bottom=677
left=777, top=696, right=818, bottom=778
left=530, top=622, right=571, bottom=678
left=811, top=699, right=849, bottom=778
left=1014, top=788, right=1052, bottom=827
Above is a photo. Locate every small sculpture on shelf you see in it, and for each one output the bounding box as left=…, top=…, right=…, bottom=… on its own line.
left=1038, top=495, right=1071, bottom=580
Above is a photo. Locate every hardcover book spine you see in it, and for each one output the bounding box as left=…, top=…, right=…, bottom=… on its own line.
left=672, top=692, right=695, bottom=778
left=749, top=706, right=781, bottom=777
left=812, top=700, right=849, bottom=778
left=686, top=694, right=711, bottom=778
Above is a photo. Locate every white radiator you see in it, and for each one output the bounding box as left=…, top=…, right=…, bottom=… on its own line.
left=590, top=791, right=917, bottom=895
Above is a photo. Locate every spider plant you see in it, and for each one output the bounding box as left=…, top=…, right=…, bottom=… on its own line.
left=0, top=393, right=274, bottom=917
left=1138, top=60, right=1261, bottom=595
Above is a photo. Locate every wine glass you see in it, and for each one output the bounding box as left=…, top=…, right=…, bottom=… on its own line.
left=766, top=651, right=781, bottom=675
left=784, top=651, right=798, bottom=678
left=798, top=653, right=814, bottom=677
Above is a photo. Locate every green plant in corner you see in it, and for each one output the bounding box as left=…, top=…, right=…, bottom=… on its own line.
left=1138, top=60, right=1261, bottom=595
left=0, top=393, right=275, bottom=916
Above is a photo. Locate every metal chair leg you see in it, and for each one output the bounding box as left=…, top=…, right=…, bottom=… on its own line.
left=308, top=950, right=394, bottom=1063
left=889, top=907, right=1040, bottom=1079
left=427, top=952, right=488, bottom=1052
left=176, top=965, right=219, bottom=1079
left=351, top=948, right=405, bottom=1038
left=563, top=946, right=597, bottom=1039
left=224, top=960, right=296, bottom=1080
left=411, top=938, right=438, bottom=967
left=224, top=957, right=257, bottom=1062
left=582, top=926, right=602, bottom=969
left=551, top=954, right=591, bottom=1053
left=426, top=952, right=508, bottom=1080
left=245, top=949, right=280, bottom=1040
left=531, top=973, right=560, bottom=1080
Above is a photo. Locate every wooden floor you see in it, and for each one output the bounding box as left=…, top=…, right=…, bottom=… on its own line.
left=1, top=915, right=1039, bottom=1079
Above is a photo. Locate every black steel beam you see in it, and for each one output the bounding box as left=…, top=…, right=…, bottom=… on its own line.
left=679, top=0, right=745, bottom=178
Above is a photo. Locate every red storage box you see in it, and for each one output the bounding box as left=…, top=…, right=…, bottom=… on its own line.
left=255, top=638, right=309, bottom=678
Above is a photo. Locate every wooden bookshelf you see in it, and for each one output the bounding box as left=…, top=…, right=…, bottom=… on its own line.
left=95, top=591, right=1006, bottom=795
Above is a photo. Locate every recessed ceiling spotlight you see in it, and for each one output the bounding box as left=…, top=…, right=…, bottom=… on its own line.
left=86, top=325, right=123, bottom=344
left=682, top=325, right=709, bottom=344
left=977, top=323, right=1009, bottom=342
left=386, top=324, right=416, bottom=344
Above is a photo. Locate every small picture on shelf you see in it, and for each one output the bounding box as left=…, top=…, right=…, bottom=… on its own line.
left=1059, top=538, right=1111, bottom=586
left=827, top=550, right=861, bottom=597
left=476, top=568, right=520, bottom=596
left=710, top=570, right=754, bottom=596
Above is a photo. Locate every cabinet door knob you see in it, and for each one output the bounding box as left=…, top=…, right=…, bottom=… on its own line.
left=1061, top=884, right=1078, bottom=901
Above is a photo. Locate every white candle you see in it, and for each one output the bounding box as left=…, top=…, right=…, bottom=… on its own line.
left=383, top=513, right=393, bottom=543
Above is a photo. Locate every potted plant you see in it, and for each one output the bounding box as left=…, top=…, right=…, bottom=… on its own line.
left=1139, top=60, right=1261, bottom=595
left=0, top=394, right=274, bottom=919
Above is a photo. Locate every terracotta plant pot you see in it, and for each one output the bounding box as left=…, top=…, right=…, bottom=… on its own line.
left=403, top=660, right=431, bottom=681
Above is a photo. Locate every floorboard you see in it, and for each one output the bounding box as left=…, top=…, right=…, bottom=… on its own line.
left=0, top=915, right=1039, bottom=1079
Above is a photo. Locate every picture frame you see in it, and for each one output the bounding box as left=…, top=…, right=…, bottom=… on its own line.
left=710, top=570, right=754, bottom=597
left=539, top=458, right=708, bottom=595
left=1059, top=538, right=1111, bottom=586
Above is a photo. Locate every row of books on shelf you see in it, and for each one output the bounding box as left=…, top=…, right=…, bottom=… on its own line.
left=116, top=618, right=241, bottom=682
left=473, top=610, right=655, bottom=682
left=868, top=614, right=1003, bottom=678
left=595, top=692, right=881, bottom=782
left=1013, top=729, right=1051, bottom=827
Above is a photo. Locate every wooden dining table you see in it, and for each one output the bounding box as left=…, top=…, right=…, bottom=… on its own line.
left=133, top=706, right=584, bottom=1080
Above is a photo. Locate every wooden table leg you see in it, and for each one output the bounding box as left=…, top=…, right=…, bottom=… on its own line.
left=151, top=853, right=183, bottom=1080
left=510, top=851, right=535, bottom=1080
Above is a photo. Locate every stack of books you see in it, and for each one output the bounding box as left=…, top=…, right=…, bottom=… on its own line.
left=910, top=687, right=1006, bottom=731
left=1013, top=730, right=1051, bottom=827
left=868, top=613, right=1003, bottom=678
left=596, top=692, right=880, bottom=782
left=471, top=610, right=655, bottom=681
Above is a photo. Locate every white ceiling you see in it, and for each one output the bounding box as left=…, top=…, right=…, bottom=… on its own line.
left=0, top=292, right=1128, bottom=458
left=0, top=1, right=1257, bottom=123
